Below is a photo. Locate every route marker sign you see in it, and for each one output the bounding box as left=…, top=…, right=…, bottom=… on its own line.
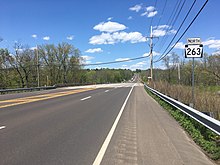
left=185, top=44, right=203, bottom=58
left=185, top=37, right=203, bottom=58
left=184, top=37, right=203, bottom=108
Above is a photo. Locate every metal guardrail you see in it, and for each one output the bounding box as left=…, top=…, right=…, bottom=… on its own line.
left=0, top=86, right=56, bottom=94
left=144, top=84, right=220, bottom=135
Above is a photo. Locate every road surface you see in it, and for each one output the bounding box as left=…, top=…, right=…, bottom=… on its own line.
left=0, top=83, right=215, bottom=165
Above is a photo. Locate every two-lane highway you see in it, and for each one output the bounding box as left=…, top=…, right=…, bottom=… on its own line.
left=0, top=84, right=133, bottom=165
left=0, top=83, right=215, bottom=165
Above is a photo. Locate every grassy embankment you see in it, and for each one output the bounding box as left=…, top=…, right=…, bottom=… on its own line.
left=150, top=81, right=220, bottom=120
left=144, top=84, right=220, bottom=161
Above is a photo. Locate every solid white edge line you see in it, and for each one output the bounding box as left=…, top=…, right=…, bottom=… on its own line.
left=80, top=96, right=92, bottom=101
left=0, top=126, right=6, bottom=130
left=93, top=84, right=135, bottom=165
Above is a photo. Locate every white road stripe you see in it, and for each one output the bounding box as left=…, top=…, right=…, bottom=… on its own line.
left=80, top=96, right=92, bottom=101
left=105, top=90, right=109, bottom=93
left=93, top=83, right=136, bottom=165
left=0, top=126, right=6, bottom=130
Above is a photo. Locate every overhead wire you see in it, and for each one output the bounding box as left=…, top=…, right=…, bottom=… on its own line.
left=154, top=0, right=209, bottom=63
left=0, top=54, right=151, bottom=70
left=154, top=0, right=191, bottom=61
left=147, top=0, right=158, bottom=34
left=156, top=0, right=184, bottom=51
left=155, top=0, right=168, bottom=28
left=81, top=53, right=150, bottom=66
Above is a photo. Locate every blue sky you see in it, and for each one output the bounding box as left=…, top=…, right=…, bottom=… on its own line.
left=0, top=0, right=219, bottom=70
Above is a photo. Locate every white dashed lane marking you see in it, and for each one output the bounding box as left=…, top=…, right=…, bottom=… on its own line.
left=0, top=126, right=6, bottom=130
left=80, top=96, right=92, bottom=101
left=93, top=84, right=135, bottom=165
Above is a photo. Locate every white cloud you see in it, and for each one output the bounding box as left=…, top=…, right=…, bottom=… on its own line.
left=152, top=25, right=176, bottom=37
left=120, top=65, right=129, bottom=69
left=31, top=34, right=37, bottom=39
left=143, top=51, right=160, bottom=57
left=141, top=6, right=157, bottom=17
left=202, top=39, right=220, bottom=49
left=148, top=11, right=158, bottom=18
left=212, top=49, right=220, bottom=55
left=89, top=33, right=115, bottom=45
left=146, top=6, right=155, bottom=12
left=43, top=36, right=50, bottom=41
left=85, top=48, right=103, bottom=53
left=143, top=53, right=149, bottom=57
left=107, top=17, right=113, bottom=21
left=129, top=4, right=142, bottom=12
left=16, top=48, right=24, bottom=52
left=128, top=16, right=133, bottom=20
left=154, top=25, right=170, bottom=29
left=152, top=29, right=166, bottom=37
left=113, top=31, right=146, bottom=43
left=66, top=35, right=74, bottom=40
left=130, top=61, right=148, bottom=70
left=115, top=58, right=130, bottom=62
left=30, top=46, right=37, bottom=50
left=153, top=51, right=160, bottom=56
left=85, top=61, right=92, bottom=64
left=89, top=31, right=146, bottom=45
left=81, top=55, right=94, bottom=64
left=167, top=29, right=177, bottom=35
left=93, top=21, right=127, bottom=33
left=174, top=42, right=185, bottom=49
left=81, top=55, right=94, bottom=61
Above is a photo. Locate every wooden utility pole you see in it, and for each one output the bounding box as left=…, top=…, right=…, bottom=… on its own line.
left=146, top=26, right=158, bottom=82
left=36, top=46, right=40, bottom=87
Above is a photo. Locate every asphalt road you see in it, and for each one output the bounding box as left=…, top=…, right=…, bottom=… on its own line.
left=0, top=83, right=215, bottom=165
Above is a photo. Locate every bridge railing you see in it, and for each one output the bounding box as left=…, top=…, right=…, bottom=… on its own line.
left=0, top=86, right=56, bottom=94
left=144, top=84, right=220, bottom=135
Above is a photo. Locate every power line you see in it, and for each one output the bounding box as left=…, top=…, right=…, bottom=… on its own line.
left=154, top=0, right=209, bottom=63
left=155, top=0, right=196, bottom=62
left=81, top=54, right=150, bottom=66
left=1, top=54, right=151, bottom=68
left=156, top=0, right=181, bottom=48
left=157, top=0, right=185, bottom=52
left=148, top=0, right=158, bottom=34
left=155, top=0, right=168, bottom=28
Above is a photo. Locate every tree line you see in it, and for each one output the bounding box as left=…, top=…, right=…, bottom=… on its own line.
left=0, top=42, right=133, bottom=89
left=140, top=52, right=220, bottom=87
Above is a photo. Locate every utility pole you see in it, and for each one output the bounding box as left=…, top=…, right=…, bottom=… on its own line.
left=36, top=45, right=40, bottom=87
left=146, top=26, right=158, bottom=82
left=178, top=63, right=181, bottom=83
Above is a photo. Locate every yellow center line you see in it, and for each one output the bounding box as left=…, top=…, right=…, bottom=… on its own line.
left=0, top=88, right=95, bottom=109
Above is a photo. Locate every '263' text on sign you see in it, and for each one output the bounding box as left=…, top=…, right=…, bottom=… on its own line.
left=185, top=44, right=203, bottom=58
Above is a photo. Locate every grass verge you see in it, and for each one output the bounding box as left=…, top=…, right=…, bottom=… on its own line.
left=144, top=86, right=220, bottom=161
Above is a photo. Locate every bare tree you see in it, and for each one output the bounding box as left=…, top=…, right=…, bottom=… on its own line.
left=207, top=54, right=220, bottom=85
left=6, top=43, right=35, bottom=87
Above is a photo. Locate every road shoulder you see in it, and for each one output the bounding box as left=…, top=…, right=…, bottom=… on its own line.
left=101, top=85, right=215, bottom=165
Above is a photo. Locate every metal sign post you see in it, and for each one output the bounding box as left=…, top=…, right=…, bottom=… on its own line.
left=192, top=57, right=195, bottom=107
left=185, top=38, right=203, bottom=108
